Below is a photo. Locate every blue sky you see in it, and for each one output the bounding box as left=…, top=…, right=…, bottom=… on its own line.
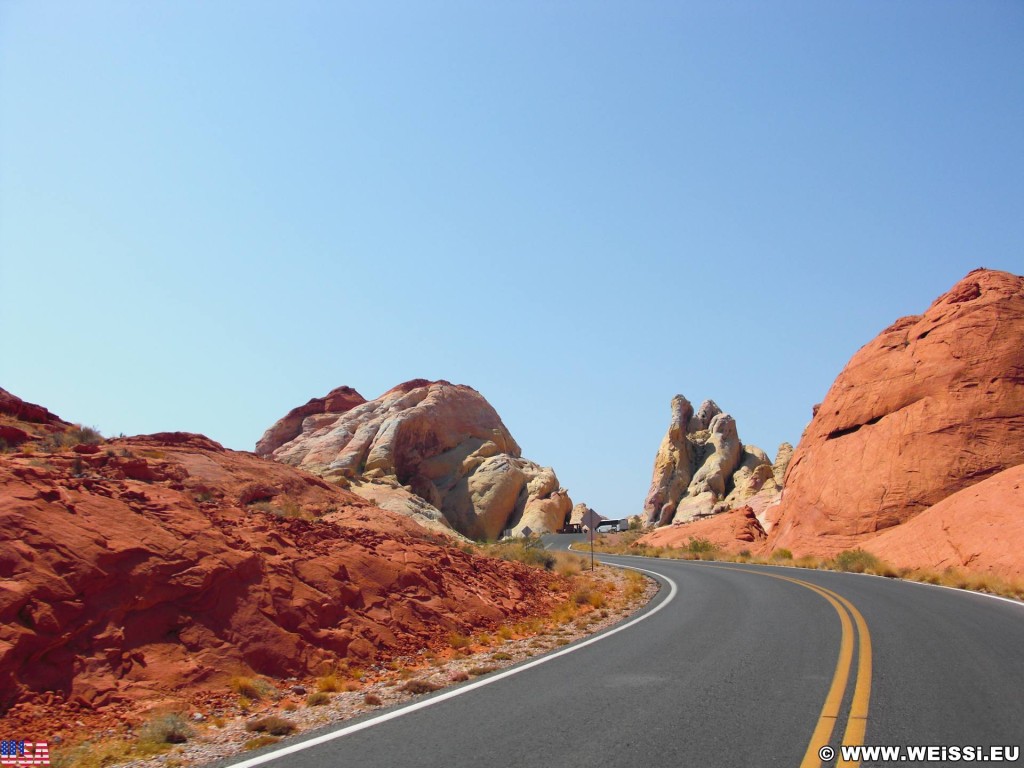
left=2, top=1, right=1022, bottom=518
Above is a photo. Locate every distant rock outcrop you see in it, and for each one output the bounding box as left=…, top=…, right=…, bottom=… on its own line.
left=769, top=268, right=1024, bottom=559
left=259, top=380, right=573, bottom=539
left=643, top=396, right=779, bottom=525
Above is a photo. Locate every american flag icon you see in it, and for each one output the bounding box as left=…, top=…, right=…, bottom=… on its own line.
left=0, top=742, right=50, bottom=767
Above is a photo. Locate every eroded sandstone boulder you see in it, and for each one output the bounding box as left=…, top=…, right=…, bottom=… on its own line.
left=643, top=396, right=774, bottom=525
left=261, top=380, right=572, bottom=539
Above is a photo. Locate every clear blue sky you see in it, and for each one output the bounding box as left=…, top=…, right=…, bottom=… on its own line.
left=2, top=2, right=1022, bottom=518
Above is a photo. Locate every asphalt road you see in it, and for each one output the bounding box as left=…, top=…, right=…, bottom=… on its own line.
left=222, top=535, right=1024, bottom=768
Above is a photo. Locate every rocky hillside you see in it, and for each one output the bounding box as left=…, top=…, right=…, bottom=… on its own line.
left=259, top=380, right=573, bottom=539
left=642, top=394, right=791, bottom=526
left=0, top=390, right=569, bottom=734
left=768, top=268, right=1024, bottom=574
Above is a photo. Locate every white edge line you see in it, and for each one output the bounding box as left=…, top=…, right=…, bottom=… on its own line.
left=223, top=564, right=677, bottom=768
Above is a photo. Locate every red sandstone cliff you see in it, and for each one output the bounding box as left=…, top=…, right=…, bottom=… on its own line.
left=768, top=268, right=1024, bottom=568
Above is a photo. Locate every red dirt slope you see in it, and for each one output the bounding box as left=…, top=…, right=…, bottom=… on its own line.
left=0, top=397, right=567, bottom=739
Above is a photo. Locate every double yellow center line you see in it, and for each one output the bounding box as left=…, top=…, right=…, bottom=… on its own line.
left=711, top=566, right=872, bottom=768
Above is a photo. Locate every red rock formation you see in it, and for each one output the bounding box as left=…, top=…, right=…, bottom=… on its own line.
left=639, top=505, right=767, bottom=551
left=0, top=400, right=569, bottom=738
left=865, top=464, right=1024, bottom=580
left=0, top=388, right=66, bottom=426
left=770, top=268, right=1024, bottom=557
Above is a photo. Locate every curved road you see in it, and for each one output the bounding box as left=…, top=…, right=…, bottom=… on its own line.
left=221, top=536, right=1024, bottom=768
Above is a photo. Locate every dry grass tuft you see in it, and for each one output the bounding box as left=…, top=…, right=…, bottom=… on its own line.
left=306, top=692, right=331, bottom=707
left=316, top=674, right=341, bottom=693
left=230, top=676, right=273, bottom=700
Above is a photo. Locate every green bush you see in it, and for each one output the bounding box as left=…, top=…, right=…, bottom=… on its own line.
left=687, top=537, right=717, bottom=554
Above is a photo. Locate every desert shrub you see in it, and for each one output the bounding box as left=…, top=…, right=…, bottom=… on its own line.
left=687, top=537, right=717, bottom=554
left=833, top=549, right=882, bottom=574
left=230, top=675, right=273, bottom=700
left=489, top=541, right=556, bottom=570
left=70, top=425, right=103, bottom=445
left=306, top=692, right=330, bottom=706
left=553, top=552, right=586, bottom=575
left=317, top=674, right=341, bottom=692
left=39, top=425, right=103, bottom=453
left=771, top=548, right=793, bottom=561
left=363, top=693, right=383, bottom=706
left=448, top=633, right=471, bottom=649
left=138, top=713, right=192, bottom=745
left=466, top=665, right=497, bottom=677
left=572, top=586, right=605, bottom=609
left=245, top=716, right=296, bottom=736
left=491, top=652, right=512, bottom=661
left=402, top=679, right=443, bottom=695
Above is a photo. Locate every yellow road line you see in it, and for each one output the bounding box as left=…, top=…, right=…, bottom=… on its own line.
left=707, top=565, right=872, bottom=768
left=832, top=589, right=872, bottom=768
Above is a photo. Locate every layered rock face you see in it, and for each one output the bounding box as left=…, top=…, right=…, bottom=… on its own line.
left=866, top=464, right=1024, bottom=580
left=0, top=399, right=568, bottom=734
left=643, top=395, right=785, bottom=525
left=0, top=387, right=69, bottom=447
left=259, top=380, right=572, bottom=539
left=770, top=269, right=1024, bottom=561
